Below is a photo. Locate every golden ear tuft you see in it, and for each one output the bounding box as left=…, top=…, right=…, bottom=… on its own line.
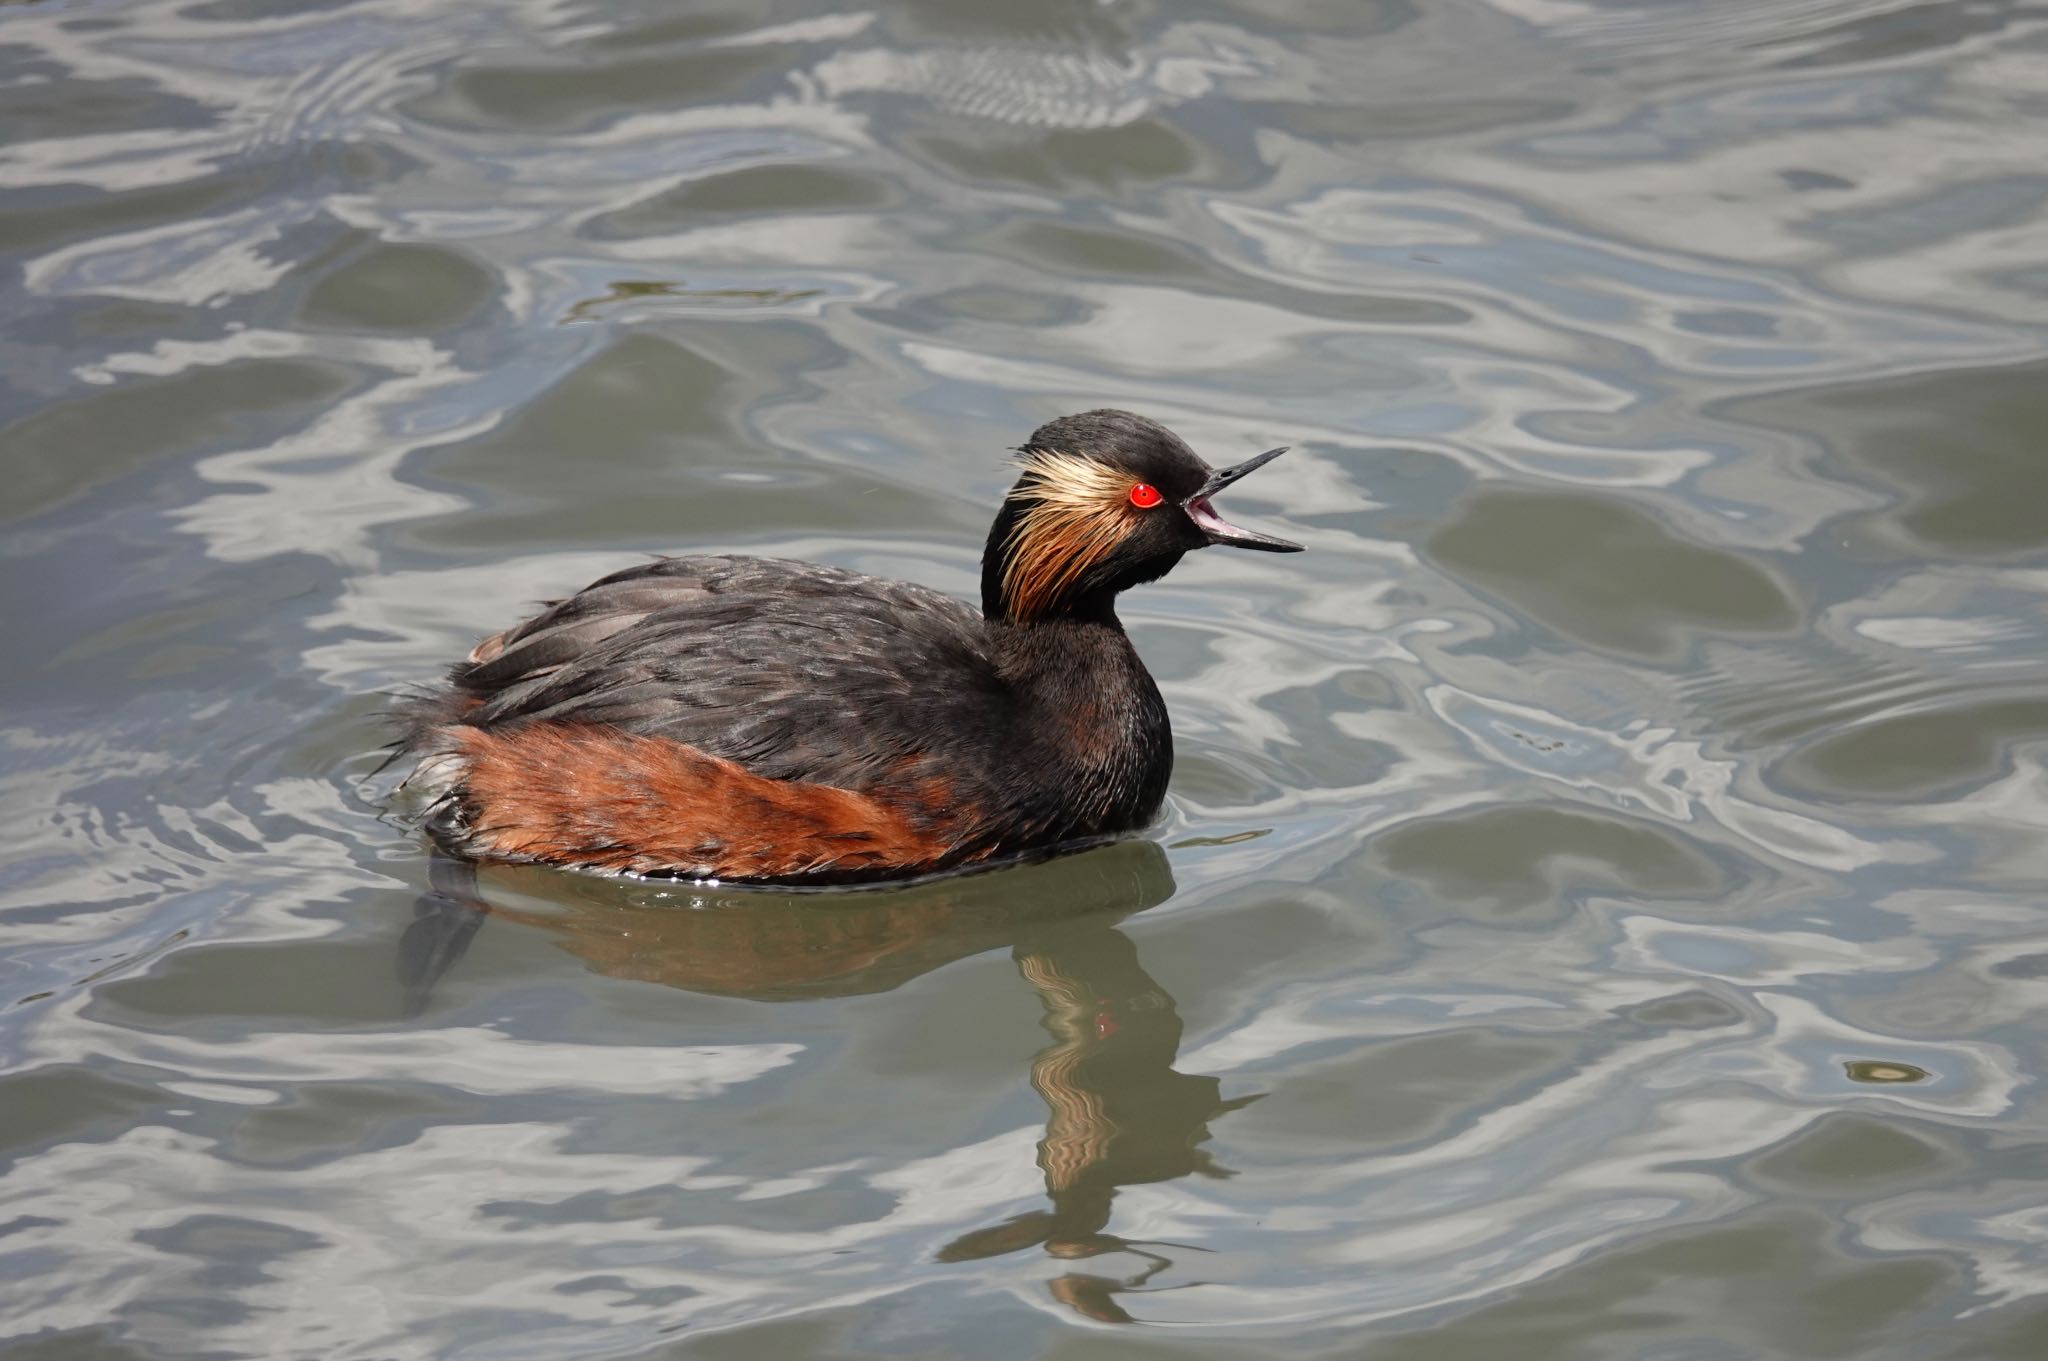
left=1002, top=449, right=1139, bottom=620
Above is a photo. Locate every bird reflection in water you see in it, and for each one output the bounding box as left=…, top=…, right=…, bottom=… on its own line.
left=937, top=915, right=1260, bottom=1322
left=398, top=838, right=1256, bottom=1323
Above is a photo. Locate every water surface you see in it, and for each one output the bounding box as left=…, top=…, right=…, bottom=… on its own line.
left=5, top=0, right=2048, bottom=1357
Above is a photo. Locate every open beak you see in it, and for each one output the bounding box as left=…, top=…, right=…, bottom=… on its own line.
left=1182, top=447, right=1303, bottom=552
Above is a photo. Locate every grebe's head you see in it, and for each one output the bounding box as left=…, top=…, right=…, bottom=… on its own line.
left=981, top=409, right=1302, bottom=623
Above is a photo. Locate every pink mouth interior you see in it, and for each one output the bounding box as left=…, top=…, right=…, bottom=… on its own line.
left=1185, top=496, right=1238, bottom=535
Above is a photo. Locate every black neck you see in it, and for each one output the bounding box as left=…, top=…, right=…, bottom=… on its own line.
left=980, top=499, right=1025, bottom=621
left=987, top=611, right=1129, bottom=672
left=986, top=613, right=1172, bottom=838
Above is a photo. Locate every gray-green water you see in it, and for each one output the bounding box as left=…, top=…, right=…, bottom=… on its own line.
left=5, top=1, right=2048, bottom=1357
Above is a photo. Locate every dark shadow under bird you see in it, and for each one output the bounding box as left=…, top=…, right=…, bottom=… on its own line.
left=396, top=408, right=1301, bottom=883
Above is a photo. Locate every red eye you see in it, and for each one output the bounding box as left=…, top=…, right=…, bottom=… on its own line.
left=1128, top=482, right=1162, bottom=508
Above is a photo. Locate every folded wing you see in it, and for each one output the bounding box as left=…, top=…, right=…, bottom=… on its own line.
left=416, top=555, right=1007, bottom=793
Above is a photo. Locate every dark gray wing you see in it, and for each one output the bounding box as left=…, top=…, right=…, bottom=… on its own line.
left=446, top=555, right=1010, bottom=791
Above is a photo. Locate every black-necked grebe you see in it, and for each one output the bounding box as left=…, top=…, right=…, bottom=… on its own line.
left=399, top=408, right=1301, bottom=882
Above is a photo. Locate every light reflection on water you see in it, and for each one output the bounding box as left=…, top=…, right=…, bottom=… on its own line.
left=3, top=0, right=2048, bottom=1356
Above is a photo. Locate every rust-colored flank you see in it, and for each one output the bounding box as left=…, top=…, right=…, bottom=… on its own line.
left=450, top=723, right=976, bottom=880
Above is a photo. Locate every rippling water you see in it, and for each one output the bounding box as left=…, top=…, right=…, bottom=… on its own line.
left=6, top=0, right=2048, bottom=1356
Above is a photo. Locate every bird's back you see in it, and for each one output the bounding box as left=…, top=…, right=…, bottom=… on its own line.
left=417, top=555, right=1006, bottom=788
